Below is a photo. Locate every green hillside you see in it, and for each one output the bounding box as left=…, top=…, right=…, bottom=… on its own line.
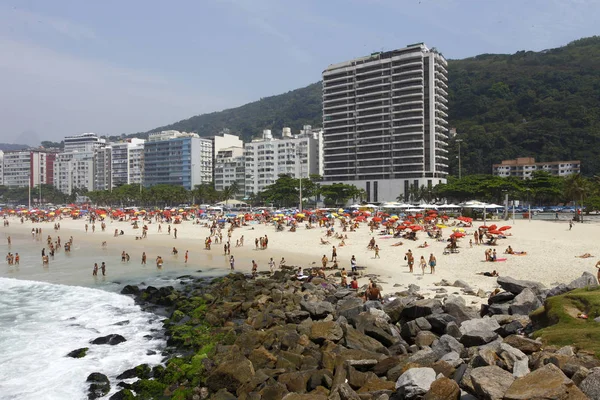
left=137, top=36, right=600, bottom=175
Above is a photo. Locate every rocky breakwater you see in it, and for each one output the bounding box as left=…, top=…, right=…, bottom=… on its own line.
left=108, top=271, right=600, bottom=399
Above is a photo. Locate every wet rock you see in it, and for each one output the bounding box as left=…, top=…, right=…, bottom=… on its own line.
left=87, top=372, right=110, bottom=400
left=395, top=367, right=436, bottom=399
left=90, top=334, right=126, bottom=346
left=116, top=364, right=151, bottom=380
left=504, top=363, right=588, bottom=400
left=66, top=347, right=88, bottom=358
left=120, top=285, right=140, bottom=295
left=470, top=366, right=515, bottom=400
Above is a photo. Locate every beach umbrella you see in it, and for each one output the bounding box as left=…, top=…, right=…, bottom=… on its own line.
left=488, top=229, right=502, bottom=235
left=480, top=225, right=488, bottom=229
left=451, top=232, right=466, bottom=238
left=296, top=213, right=305, bottom=218
left=488, top=224, right=497, bottom=231
left=372, top=217, right=382, bottom=222
left=436, top=224, right=447, bottom=228
left=410, top=225, right=423, bottom=231
left=499, top=226, right=511, bottom=231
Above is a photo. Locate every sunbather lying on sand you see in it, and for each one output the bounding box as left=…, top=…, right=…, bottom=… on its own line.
left=391, top=241, right=403, bottom=247
left=477, top=270, right=499, bottom=277
left=576, top=253, right=593, bottom=258
left=505, top=246, right=527, bottom=255
left=320, top=238, right=330, bottom=245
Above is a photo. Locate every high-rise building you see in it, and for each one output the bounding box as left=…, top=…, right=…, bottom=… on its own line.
left=94, top=146, right=112, bottom=191
left=244, top=128, right=321, bottom=196
left=64, top=133, right=106, bottom=152
left=211, top=131, right=244, bottom=183
left=321, top=43, right=449, bottom=202
left=143, top=131, right=203, bottom=190
left=53, top=151, right=95, bottom=194
left=0, top=151, right=4, bottom=186
left=214, top=146, right=245, bottom=193
left=3, top=150, right=55, bottom=189
left=110, top=138, right=145, bottom=188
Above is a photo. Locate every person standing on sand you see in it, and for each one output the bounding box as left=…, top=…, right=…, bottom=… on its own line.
left=569, top=220, right=573, bottom=230
left=174, top=228, right=177, bottom=239
left=252, top=260, right=258, bottom=278
left=374, top=245, right=380, bottom=259
left=322, top=254, right=328, bottom=268
left=269, top=258, right=275, bottom=274
left=7, top=236, right=10, bottom=246
left=93, top=263, right=98, bottom=276
left=429, top=254, right=436, bottom=274
left=420, top=256, right=426, bottom=275
left=595, top=261, right=600, bottom=282
left=141, top=252, right=147, bottom=265
left=332, top=246, right=337, bottom=262
left=230, top=255, right=235, bottom=270
left=185, top=250, right=189, bottom=263
left=101, top=262, right=106, bottom=276
left=405, top=250, right=414, bottom=273
left=351, top=255, right=357, bottom=272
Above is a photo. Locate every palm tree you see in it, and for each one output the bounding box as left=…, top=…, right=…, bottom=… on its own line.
left=564, top=173, right=589, bottom=222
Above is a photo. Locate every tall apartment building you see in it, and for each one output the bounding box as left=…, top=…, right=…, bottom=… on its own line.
left=493, top=157, right=581, bottom=179
left=322, top=43, right=449, bottom=202
left=94, top=146, right=112, bottom=191
left=64, top=132, right=106, bottom=152
left=244, top=128, right=321, bottom=196
left=214, top=146, right=245, bottom=193
left=0, top=150, right=4, bottom=186
left=211, top=131, right=244, bottom=183
left=143, top=131, right=203, bottom=190
left=53, top=151, right=95, bottom=194
left=198, top=137, right=213, bottom=184
left=111, top=138, right=145, bottom=188
left=3, top=150, right=55, bottom=188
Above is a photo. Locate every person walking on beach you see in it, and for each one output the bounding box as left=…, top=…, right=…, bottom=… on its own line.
left=374, top=245, right=380, bottom=259
left=429, top=254, right=437, bottom=274
left=93, top=263, right=98, bottom=276
left=168, top=225, right=171, bottom=235
left=101, top=262, right=106, bottom=276
left=332, top=246, right=337, bottom=262
left=7, top=236, right=11, bottom=246
left=251, top=260, right=258, bottom=278
left=405, top=250, right=414, bottom=273
left=185, top=250, right=188, bottom=263
left=230, top=255, right=235, bottom=270
left=351, top=255, right=357, bottom=272
left=595, top=260, right=600, bottom=282
left=269, top=258, right=275, bottom=274
left=569, top=220, right=573, bottom=230
left=321, top=254, right=328, bottom=268
left=420, top=256, right=427, bottom=275
left=141, top=252, right=147, bottom=265
left=173, top=228, right=177, bottom=239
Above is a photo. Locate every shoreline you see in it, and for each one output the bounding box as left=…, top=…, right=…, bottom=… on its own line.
left=2, top=215, right=600, bottom=308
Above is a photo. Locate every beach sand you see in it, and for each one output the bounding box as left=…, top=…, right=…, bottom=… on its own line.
left=1, top=215, right=598, bottom=306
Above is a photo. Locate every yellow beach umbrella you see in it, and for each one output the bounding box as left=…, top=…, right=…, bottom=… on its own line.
left=436, top=224, right=447, bottom=228
left=296, top=213, right=305, bottom=218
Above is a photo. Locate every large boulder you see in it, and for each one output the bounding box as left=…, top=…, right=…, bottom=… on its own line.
left=432, top=334, right=464, bottom=357
left=343, top=324, right=386, bottom=353
left=309, top=321, right=343, bottom=343
left=423, top=377, right=460, bottom=400
left=383, top=297, right=407, bottom=324
left=401, top=299, right=443, bottom=320
left=547, top=272, right=599, bottom=298
left=459, top=317, right=500, bottom=335
left=337, top=297, right=364, bottom=322
left=90, top=334, right=126, bottom=346
left=426, top=313, right=458, bottom=335
left=87, top=372, right=110, bottom=400
left=401, top=317, right=432, bottom=340
left=460, top=330, right=499, bottom=347
left=487, top=291, right=515, bottom=305
left=444, top=296, right=478, bottom=324
left=300, top=300, right=334, bottom=319
left=503, top=335, right=542, bottom=355
left=395, top=367, right=437, bottom=399
left=503, top=363, right=588, bottom=400
left=66, top=347, right=88, bottom=358
left=509, top=288, right=541, bottom=316
left=580, top=367, right=600, bottom=399
left=206, top=357, right=255, bottom=393
left=497, top=276, right=545, bottom=295
left=470, top=366, right=515, bottom=400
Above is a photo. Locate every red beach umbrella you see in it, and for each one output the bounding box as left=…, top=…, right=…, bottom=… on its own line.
left=488, top=229, right=502, bottom=235
left=499, top=226, right=511, bottom=231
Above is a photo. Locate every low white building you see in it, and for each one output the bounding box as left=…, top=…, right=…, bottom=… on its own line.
left=64, top=132, right=106, bottom=152
left=244, top=127, right=321, bottom=196
left=214, top=146, right=245, bottom=193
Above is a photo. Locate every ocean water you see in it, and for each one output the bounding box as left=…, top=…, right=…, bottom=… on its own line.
left=0, top=277, right=166, bottom=400
left=0, top=230, right=225, bottom=400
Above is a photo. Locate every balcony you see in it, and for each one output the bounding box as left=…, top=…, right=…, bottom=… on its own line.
left=393, top=92, right=423, bottom=100
left=323, top=80, right=353, bottom=90
left=393, top=84, right=424, bottom=93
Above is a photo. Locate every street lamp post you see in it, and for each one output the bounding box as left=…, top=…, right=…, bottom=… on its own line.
left=456, top=139, right=463, bottom=179
left=296, top=147, right=303, bottom=211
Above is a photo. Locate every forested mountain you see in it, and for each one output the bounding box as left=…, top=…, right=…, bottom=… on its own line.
left=136, top=36, right=600, bottom=175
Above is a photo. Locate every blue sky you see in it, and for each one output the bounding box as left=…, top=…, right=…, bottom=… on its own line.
left=0, top=0, right=598, bottom=143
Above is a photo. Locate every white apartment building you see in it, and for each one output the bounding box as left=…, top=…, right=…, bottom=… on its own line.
left=0, top=150, right=4, bottom=186
left=198, top=138, right=213, bottom=184
left=214, top=146, right=245, bottom=193
left=3, top=150, right=55, bottom=188
left=493, top=157, right=581, bottom=179
left=94, top=146, right=112, bottom=191
left=53, top=151, right=95, bottom=194
left=64, top=132, right=106, bottom=152
left=244, top=128, right=321, bottom=196
left=322, top=43, right=449, bottom=203
left=110, top=138, right=145, bottom=187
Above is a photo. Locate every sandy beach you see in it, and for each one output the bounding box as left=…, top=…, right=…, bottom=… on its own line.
left=1, top=215, right=598, bottom=305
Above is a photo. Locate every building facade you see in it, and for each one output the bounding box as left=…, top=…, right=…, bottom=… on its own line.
left=244, top=128, right=321, bottom=196
left=53, top=151, right=95, bottom=194
left=214, top=146, right=245, bottom=193
left=143, top=131, right=202, bottom=190
left=63, top=132, right=106, bottom=153
left=493, top=157, right=581, bottom=179
left=110, top=138, right=145, bottom=188
left=321, top=43, right=449, bottom=202
left=3, top=150, right=55, bottom=188
left=94, top=146, right=112, bottom=191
